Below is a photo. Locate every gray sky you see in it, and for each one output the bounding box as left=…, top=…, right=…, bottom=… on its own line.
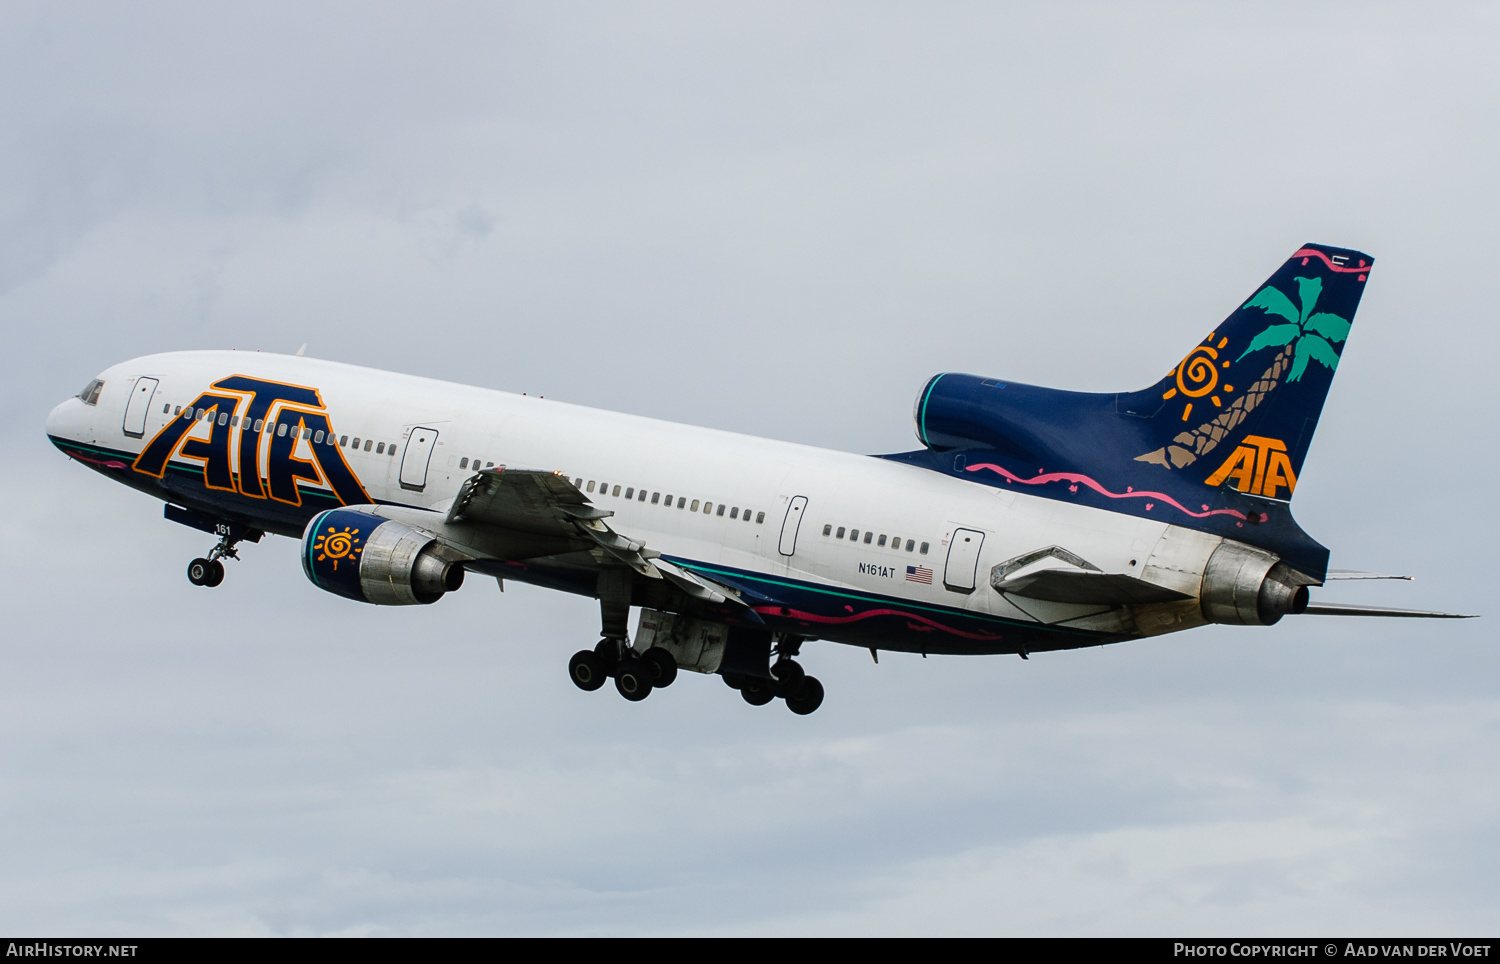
left=1, top=1, right=1495, bottom=935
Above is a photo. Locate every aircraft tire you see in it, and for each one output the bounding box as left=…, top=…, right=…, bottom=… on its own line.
left=769, top=658, right=805, bottom=697
left=642, top=647, right=678, bottom=688
left=615, top=660, right=654, bottom=702
left=785, top=676, right=824, bottom=715
left=721, top=673, right=745, bottom=690
left=740, top=678, right=774, bottom=707
left=204, top=560, right=225, bottom=587
left=568, top=650, right=607, bottom=691
left=187, top=558, right=211, bottom=586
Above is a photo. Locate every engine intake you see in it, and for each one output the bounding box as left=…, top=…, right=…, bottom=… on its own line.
left=302, top=508, right=465, bottom=605
left=1200, top=540, right=1310, bottom=626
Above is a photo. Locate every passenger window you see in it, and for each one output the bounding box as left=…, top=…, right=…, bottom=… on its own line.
left=702, top=502, right=711, bottom=513
left=638, top=490, right=646, bottom=502
left=574, top=478, right=584, bottom=488
left=162, top=403, right=169, bottom=415
left=906, top=539, right=915, bottom=551
left=351, top=437, right=361, bottom=448
left=338, top=435, right=347, bottom=446
left=822, top=524, right=832, bottom=536
left=277, top=423, right=288, bottom=437
left=215, top=413, right=225, bottom=426
left=920, top=542, right=930, bottom=554
left=625, top=487, right=634, bottom=499
left=195, top=408, right=206, bottom=420
left=664, top=494, right=673, bottom=505
left=864, top=531, right=873, bottom=544
left=587, top=481, right=596, bottom=493
left=460, top=458, right=469, bottom=469
left=878, top=535, right=887, bottom=547
left=717, top=504, right=726, bottom=517
left=651, top=492, right=660, bottom=504
left=612, top=485, right=621, bottom=497
left=376, top=442, right=385, bottom=454
left=755, top=512, right=764, bottom=524
left=364, top=439, right=373, bottom=452
left=836, top=527, right=846, bottom=539
left=731, top=507, right=739, bottom=519
left=690, top=500, right=699, bottom=512
left=253, top=418, right=263, bottom=432
left=849, top=529, right=859, bottom=541
left=174, top=406, right=182, bottom=415
left=678, top=497, right=686, bottom=509
left=314, top=430, right=324, bottom=443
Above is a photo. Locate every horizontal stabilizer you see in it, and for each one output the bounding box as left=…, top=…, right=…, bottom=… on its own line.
left=1302, top=602, right=1475, bottom=618
left=1326, top=569, right=1414, bottom=581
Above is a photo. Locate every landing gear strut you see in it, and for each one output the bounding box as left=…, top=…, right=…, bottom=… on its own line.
left=187, top=529, right=242, bottom=588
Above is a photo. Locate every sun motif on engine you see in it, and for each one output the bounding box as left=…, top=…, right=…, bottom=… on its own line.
left=1160, top=332, right=1235, bottom=422
left=313, top=525, right=362, bottom=570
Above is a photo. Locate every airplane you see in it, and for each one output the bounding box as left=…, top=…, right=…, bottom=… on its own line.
left=44, top=243, right=1470, bottom=715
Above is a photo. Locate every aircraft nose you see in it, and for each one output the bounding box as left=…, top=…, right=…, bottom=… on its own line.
left=46, top=396, right=80, bottom=441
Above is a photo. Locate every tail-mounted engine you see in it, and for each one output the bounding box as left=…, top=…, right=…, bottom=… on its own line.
left=1199, top=540, right=1311, bottom=626
left=302, top=508, right=466, bottom=605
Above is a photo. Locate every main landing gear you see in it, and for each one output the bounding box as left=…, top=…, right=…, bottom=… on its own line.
left=722, top=658, right=825, bottom=715
left=186, top=529, right=242, bottom=588
left=568, top=639, right=679, bottom=702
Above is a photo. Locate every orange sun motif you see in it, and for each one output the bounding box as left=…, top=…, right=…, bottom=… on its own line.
left=313, top=525, right=362, bottom=570
left=1161, top=332, right=1235, bottom=421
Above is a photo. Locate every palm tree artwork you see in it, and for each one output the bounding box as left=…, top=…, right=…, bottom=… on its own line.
left=1135, top=276, right=1351, bottom=472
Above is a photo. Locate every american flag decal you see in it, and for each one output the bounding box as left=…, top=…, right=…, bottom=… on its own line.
left=906, top=565, right=933, bottom=585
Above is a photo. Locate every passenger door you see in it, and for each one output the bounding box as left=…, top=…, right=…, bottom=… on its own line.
left=122, top=377, right=159, bottom=438
left=943, top=527, right=986, bottom=594
left=399, top=426, right=440, bottom=491
left=778, top=495, right=809, bottom=556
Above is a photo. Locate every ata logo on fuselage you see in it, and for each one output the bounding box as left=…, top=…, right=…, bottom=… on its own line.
left=132, top=375, right=370, bottom=507
left=1203, top=434, right=1297, bottom=500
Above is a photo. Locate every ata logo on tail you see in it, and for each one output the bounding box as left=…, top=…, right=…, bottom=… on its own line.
left=1204, top=434, right=1297, bottom=499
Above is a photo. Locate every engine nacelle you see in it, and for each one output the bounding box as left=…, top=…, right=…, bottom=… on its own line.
left=302, top=508, right=465, bottom=605
left=1199, top=540, right=1310, bottom=626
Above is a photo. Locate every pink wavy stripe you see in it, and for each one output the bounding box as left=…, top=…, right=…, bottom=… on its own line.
left=1293, top=248, right=1371, bottom=274
left=74, top=453, right=129, bottom=470
left=754, top=605, right=1004, bottom=641
left=966, top=462, right=1246, bottom=520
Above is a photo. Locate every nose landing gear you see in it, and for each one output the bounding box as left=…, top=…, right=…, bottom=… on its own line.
left=186, top=529, right=243, bottom=588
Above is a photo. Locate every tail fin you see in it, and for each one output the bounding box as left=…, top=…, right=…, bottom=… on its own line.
left=1120, top=243, right=1373, bottom=501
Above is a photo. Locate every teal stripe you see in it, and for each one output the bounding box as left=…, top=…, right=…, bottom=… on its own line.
left=917, top=374, right=945, bottom=447
left=676, top=559, right=1051, bottom=634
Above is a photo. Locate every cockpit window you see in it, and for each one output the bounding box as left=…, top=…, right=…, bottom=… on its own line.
left=78, top=379, right=104, bottom=406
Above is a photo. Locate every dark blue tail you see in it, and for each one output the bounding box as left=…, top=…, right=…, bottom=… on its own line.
left=902, top=244, right=1374, bottom=576
left=1117, top=243, right=1373, bottom=500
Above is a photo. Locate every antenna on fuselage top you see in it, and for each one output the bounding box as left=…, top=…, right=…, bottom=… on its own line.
left=295, top=343, right=307, bottom=357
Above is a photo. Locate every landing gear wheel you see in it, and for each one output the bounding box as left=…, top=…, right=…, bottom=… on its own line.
left=568, top=650, right=607, bottom=691
left=187, top=558, right=214, bottom=587
left=594, top=638, right=623, bottom=674
left=785, top=676, right=824, bottom=715
left=740, top=678, right=774, bottom=706
left=769, top=658, right=805, bottom=697
left=721, top=673, right=745, bottom=691
left=615, top=660, right=655, bottom=701
left=642, top=647, right=678, bottom=688
left=204, top=560, right=225, bottom=587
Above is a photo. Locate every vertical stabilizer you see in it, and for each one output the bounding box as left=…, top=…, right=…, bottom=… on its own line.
left=1120, top=243, right=1373, bottom=502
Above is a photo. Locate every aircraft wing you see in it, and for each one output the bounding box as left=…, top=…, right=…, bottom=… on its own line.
left=440, top=467, right=744, bottom=604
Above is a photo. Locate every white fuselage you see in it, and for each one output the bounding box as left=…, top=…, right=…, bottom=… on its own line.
left=48, top=350, right=1225, bottom=653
